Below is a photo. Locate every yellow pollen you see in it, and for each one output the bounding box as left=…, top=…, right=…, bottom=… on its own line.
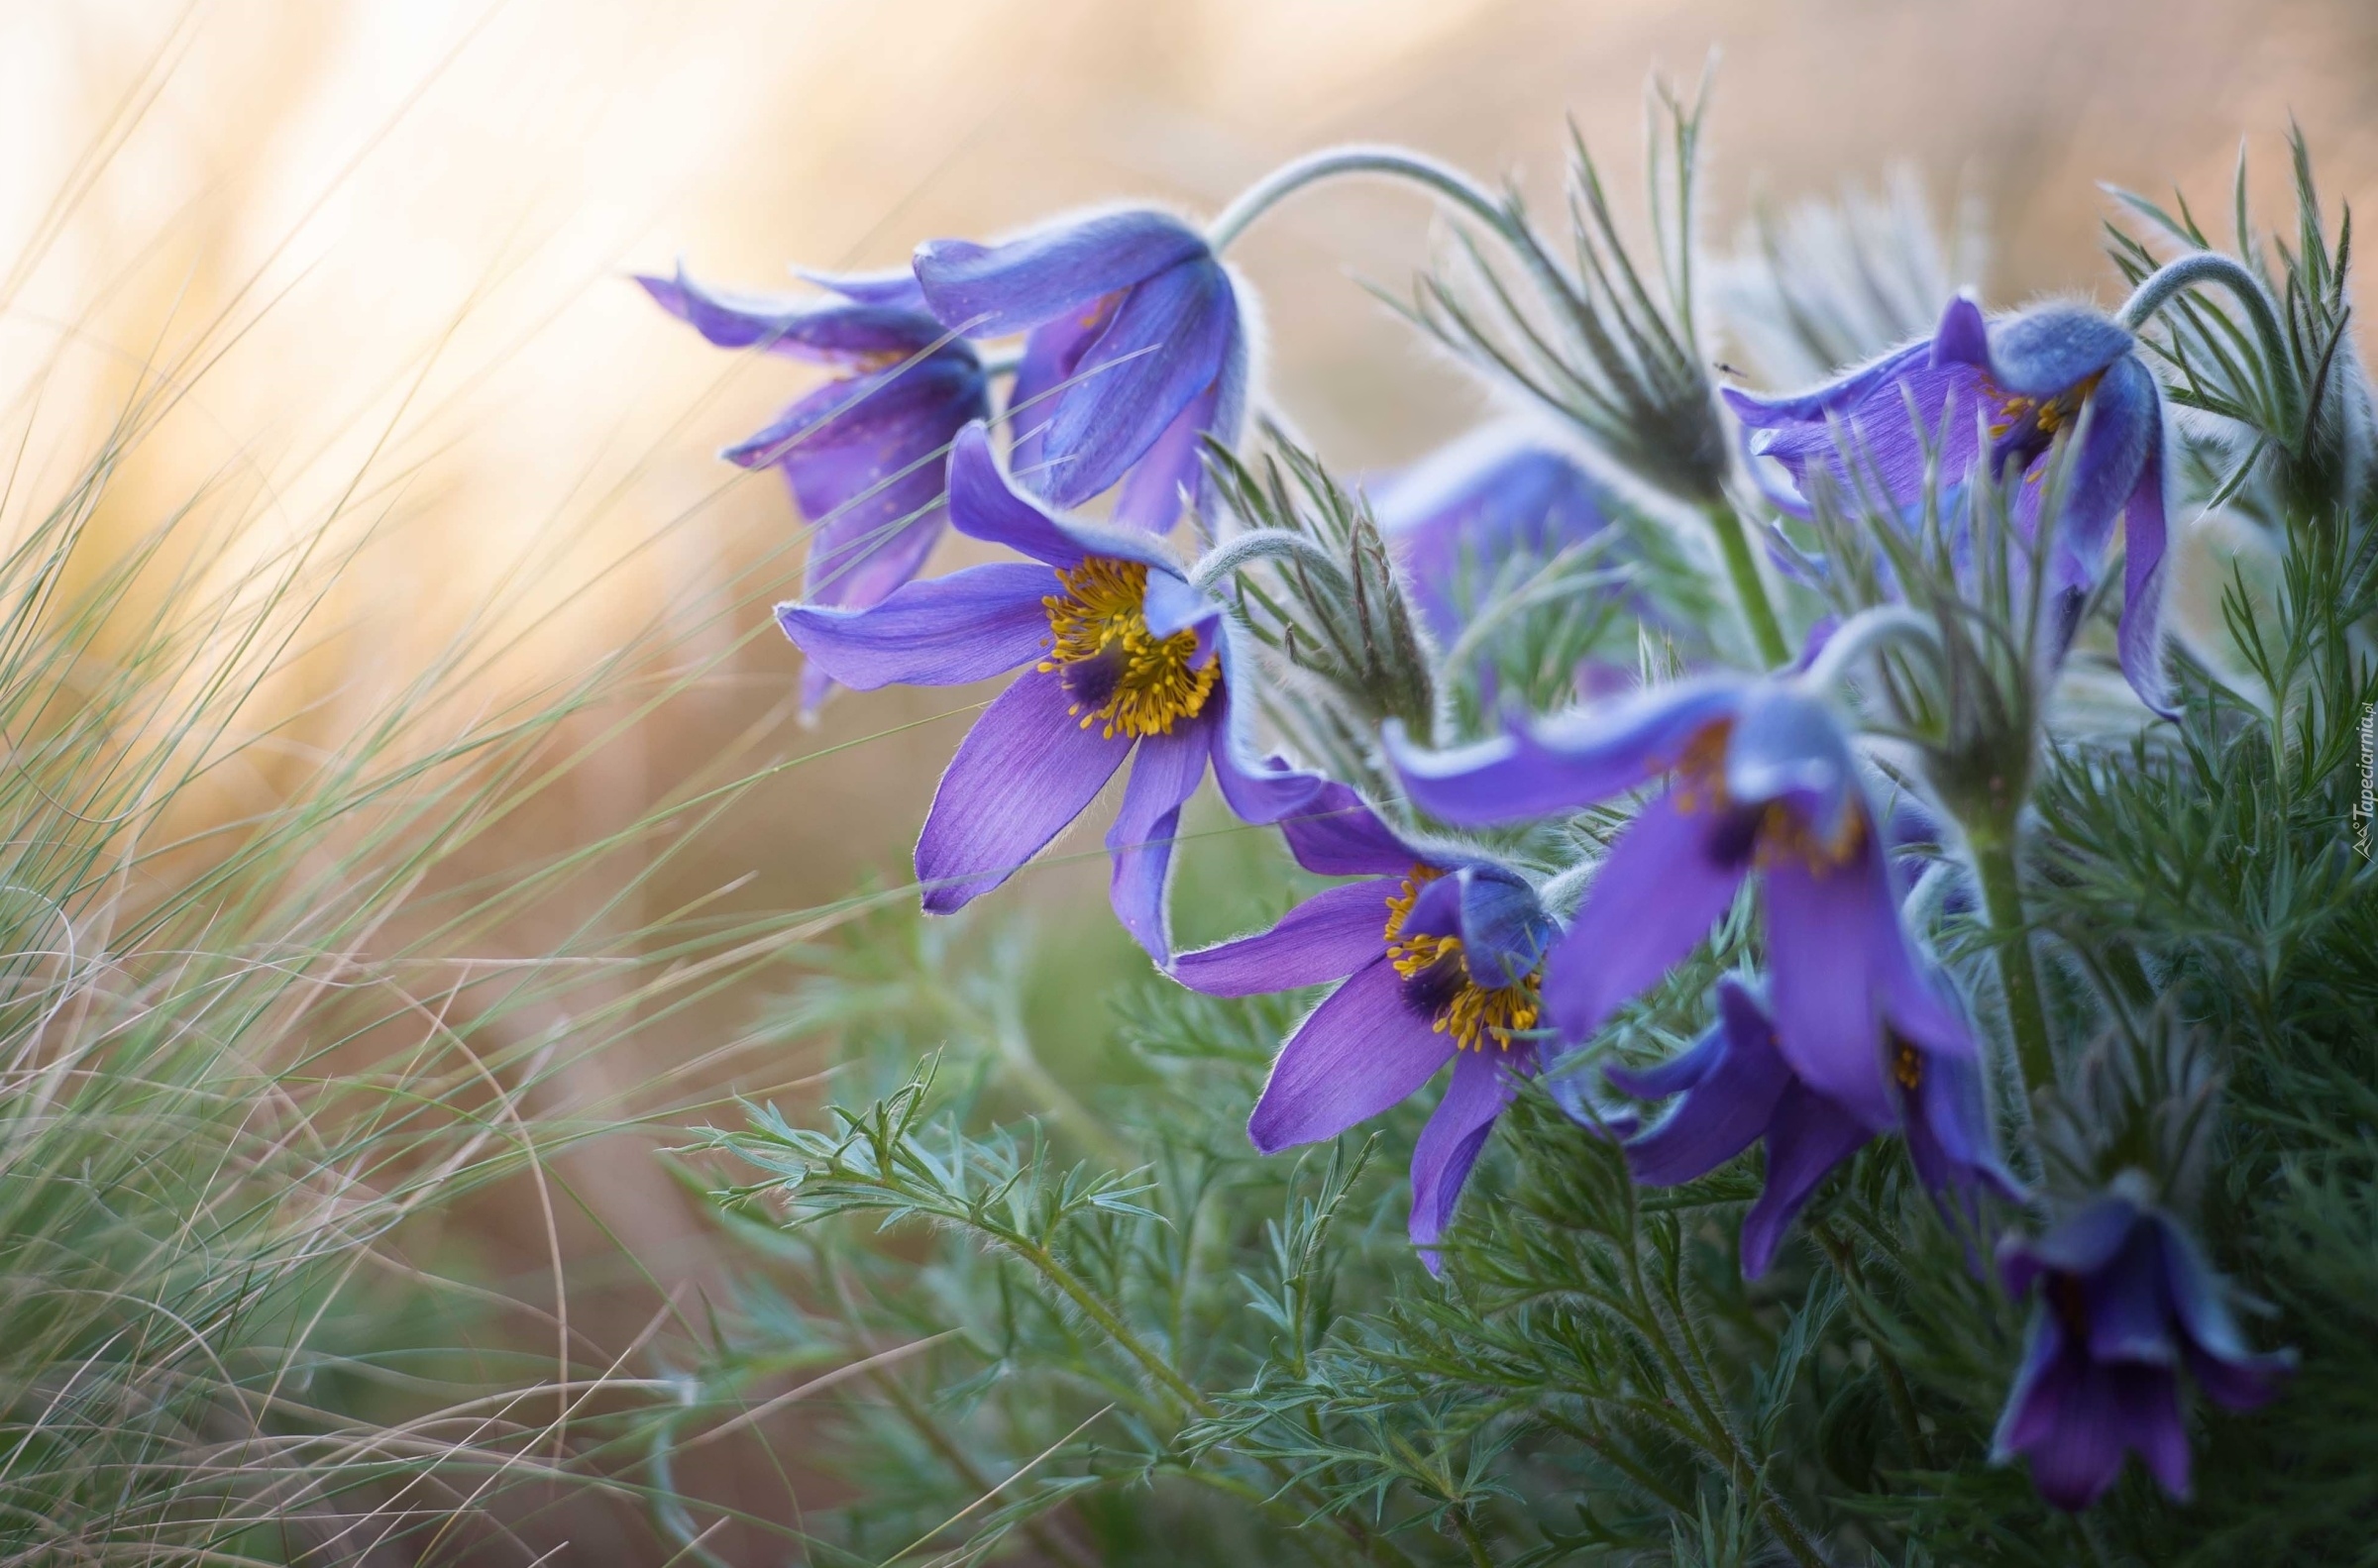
left=1892, top=1037, right=1923, bottom=1092
left=1982, top=371, right=2102, bottom=442
left=1380, top=866, right=1542, bottom=1052
left=1668, top=718, right=1865, bottom=874
left=1036, top=557, right=1218, bottom=739
left=1666, top=720, right=1736, bottom=815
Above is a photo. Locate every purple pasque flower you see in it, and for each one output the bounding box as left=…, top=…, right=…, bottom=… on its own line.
left=777, top=421, right=1319, bottom=964
left=1374, top=422, right=1618, bottom=638
left=1600, top=975, right=2016, bottom=1277
left=1993, top=1185, right=2294, bottom=1511
left=640, top=263, right=990, bottom=714
left=1389, top=676, right=1969, bottom=1134
left=1725, top=295, right=2173, bottom=712
left=1171, top=786, right=1555, bottom=1267
left=913, top=210, right=1246, bottom=533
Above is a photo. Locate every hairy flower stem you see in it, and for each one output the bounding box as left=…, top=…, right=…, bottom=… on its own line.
left=1706, top=501, right=1791, bottom=668
left=2116, top=251, right=2301, bottom=428
left=1207, top=146, right=1519, bottom=255
left=1970, top=822, right=2055, bottom=1096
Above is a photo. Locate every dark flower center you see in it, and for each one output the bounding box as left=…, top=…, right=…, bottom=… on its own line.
left=1380, top=866, right=1541, bottom=1052
left=2047, top=1273, right=2090, bottom=1337
left=1984, top=371, right=2103, bottom=474
left=1038, top=558, right=1218, bottom=739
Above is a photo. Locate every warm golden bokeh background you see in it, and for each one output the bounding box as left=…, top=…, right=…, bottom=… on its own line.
left=11, top=1, right=2372, bottom=1557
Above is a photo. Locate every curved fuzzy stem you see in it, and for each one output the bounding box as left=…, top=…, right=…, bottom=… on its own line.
left=2117, top=251, right=2301, bottom=427
left=1798, top=604, right=1943, bottom=692
left=1206, top=145, right=1521, bottom=254
left=1188, top=528, right=1353, bottom=595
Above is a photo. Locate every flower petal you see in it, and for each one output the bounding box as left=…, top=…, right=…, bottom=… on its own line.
left=1276, top=782, right=1420, bottom=878
left=945, top=421, right=1181, bottom=573
left=2019, top=1356, right=2135, bottom=1512
left=1621, top=1005, right=1791, bottom=1188
left=914, top=211, right=1210, bottom=337
left=1540, top=790, right=1748, bottom=1042
left=797, top=263, right=930, bottom=313
left=914, top=666, right=1133, bottom=912
left=640, top=264, right=948, bottom=361
left=1206, top=680, right=1333, bottom=825
left=1454, top=866, right=1556, bottom=990
left=1760, top=841, right=1904, bottom=1131
left=1172, top=878, right=1398, bottom=997
left=2116, top=406, right=2176, bottom=716
left=1723, top=683, right=1860, bottom=845
left=1740, top=1081, right=1872, bottom=1277
left=1411, top=1047, right=1519, bottom=1266
left=1040, top=261, right=1234, bottom=509
left=1105, top=713, right=1214, bottom=963
left=777, top=562, right=1053, bottom=689
left=1247, top=959, right=1455, bottom=1153
left=2111, top=1366, right=2192, bottom=1499
left=1111, top=378, right=1222, bottom=533
left=1985, top=305, right=2136, bottom=400
left=1386, top=678, right=1745, bottom=826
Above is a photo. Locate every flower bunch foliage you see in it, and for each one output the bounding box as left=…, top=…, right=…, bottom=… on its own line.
left=656, top=80, right=2378, bottom=1566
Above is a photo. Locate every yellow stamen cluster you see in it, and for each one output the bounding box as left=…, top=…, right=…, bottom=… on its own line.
left=1038, top=557, right=1219, bottom=739
left=1891, top=1036, right=1924, bottom=1092
left=1983, top=371, right=2103, bottom=446
left=1668, top=718, right=1865, bottom=875
left=1380, top=867, right=1542, bottom=1052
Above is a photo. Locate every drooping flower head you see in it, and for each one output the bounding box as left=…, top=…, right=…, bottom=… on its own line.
left=1993, top=1184, right=2294, bottom=1511
left=1171, top=787, right=1555, bottom=1266
left=1373, top=422, right=1618, bottom=638
left=777, top=422, right=1319, bottom=963
left=1390, top=677, right=1968, bottom=1133
left=640, top=264, right=991, bottom=714
left=913, top=210, right=1247, bottom=534
left=1725, top=295, right=2173, bottom=711
left=1598, top=975, right=2015, bottom=1277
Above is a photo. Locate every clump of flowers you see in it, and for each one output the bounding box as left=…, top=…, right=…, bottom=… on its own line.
left=668, top=84, right=2367, bottom=1560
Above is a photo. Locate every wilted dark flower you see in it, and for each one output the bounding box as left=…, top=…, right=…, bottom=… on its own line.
left=1390, top=677, right=1966, bottom=1131
left=1603, top=975, right=2014, bottom=1277
left=778, top=423, right=1319, bottom=961
left=1373, top=422, right=1617, bottom=637
left=640, top=264, right=989, bottom=714
left=1994, top=1186, right=2294, bottom=1511
left=914, top=210, right=1246, bottom=533
left=1172, top=787, right=1554, bottom=1266
left=1726, top=295, right=2173, bottom=711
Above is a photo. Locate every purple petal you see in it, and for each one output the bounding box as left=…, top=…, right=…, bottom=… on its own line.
left=2083, top=1227, right=2182, bottom=1367
left=1171, top=878, right=1399, bottom=997
left=1760, top=840, right=1905, bottom=1131
left=2020, top=1357, right=2137, bottom=1512
left=1106, top=715, right=1214, bottom=964
left=1247, top=959, right=1456, bottom=1153
left=1540, top=790, right=1748, bottom=1042
left=1111, top=378, right=1222, bottom=533
left=1379, top=424, right=1613, bottom=633
left=2051, top=354, right=2159, bottom=574
left=1276, top=782, right=1420, bottom=878
left=793, top=469, right=950, bottom=612
left=1740, top=1081, right=1873, bottom=1278
left=1006, top=308, right=1108, bottom=481
left=944, top=421, right=1181, bottom=574
left=723, top=356, right=985, bottom=472
left=1452, top=866, right=1555, bottom=990
left=1725, top=338, right=1934, bottom=428
left=797, top=263, right=929, bottom=313
left=1905, top=1045, right=2022, bottom=1205
left=1040, top=261, right=1234, bottom=508
left=639, top=264, right=948, bottom=361
left=1411, top=1047, right=1519, bottom=1265
left=914, top=667, right=1132, bottom=912
left=1621, top=1007, right=1791, bottom=1188
left=1723, top=683, right=1860, bottom=846
left=1985, top=305, right=2136, bottom=400
left=2008, top=1195, right=2147, bottom=1292
left=1207, top=682, right=1333, bottom=825
left=1386, top=678, right=1746, bottom=826
left=914, top=211, right=1210, bottom=337
left=2112, top=1366, right=2192, bottom=1499
left=2116, top=408, right=2176, bottom=716
left=1930, top=293, right=1991, bottom=368
left=1606, top=975, right=1769, bottom=1099
left=1993, top=1308, right=2077, bottom=1460
left=777, top=562, right=1052, bottom=689
left=2158, top=1218, right=2295, bottom=1409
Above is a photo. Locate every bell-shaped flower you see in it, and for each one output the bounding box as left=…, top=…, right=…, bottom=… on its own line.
left=1602, top=976, right=2016, bottom=1277
left=1390, top=678, right=1968, bottom=1132
left=1171, top=788, right=1555, bottom=1267
left=1373, top=422, right=1618, bottom=638
left=640, top=264, right=990, bottom=714
left=1725, top=296, right=2172, bottom=711
left=913, top=210, right=1246, bottom=533
left=776, top=423, right=1320, bottom=963
left=1993, top=1186, right=2294, bottom=1511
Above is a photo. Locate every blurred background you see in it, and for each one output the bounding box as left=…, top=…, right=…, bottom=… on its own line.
left=6, top=0, right=2371, bottom=1557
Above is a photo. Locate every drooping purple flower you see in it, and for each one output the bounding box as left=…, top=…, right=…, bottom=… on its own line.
left=1725, top=295, right=2173, bottom=712
left=1993, top=1188, right=2294, bottom=1511
left=1389, top=677, right=1969, bottom=1133
left=912, top=210, right=1246, bottom=533
left=1598, top=976, right=2016, bottom=1277
left=776, top=422, right=1321, bottom=963
left=1171, top=787, right=1554, bottom=1267
left=640, top=263, right=991, bottom=714
left=1373, top=422, right=1618, bottom=638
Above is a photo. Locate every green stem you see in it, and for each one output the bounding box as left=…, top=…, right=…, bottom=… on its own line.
left=1206, top=146, right=1518, bottom=256
left=1706, top=501, right=1791, bottom=668
left=1971, top=823, right=2055, bottom=1096
left=2116, top=252, right=2301, bottom=430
